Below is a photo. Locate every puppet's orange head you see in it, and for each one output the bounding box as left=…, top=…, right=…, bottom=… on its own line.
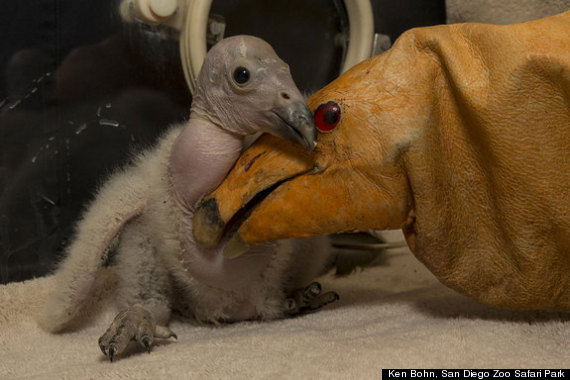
left=192, top=44, right=429, bottom=252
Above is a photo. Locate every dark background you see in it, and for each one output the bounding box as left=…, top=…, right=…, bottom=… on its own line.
left=0, top=0, right=446, bottom=283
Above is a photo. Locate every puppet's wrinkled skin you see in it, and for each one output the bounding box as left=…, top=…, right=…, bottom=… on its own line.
left=195, top=12, right=570, bottom=311
left=37, top=36, right=337, bottom=362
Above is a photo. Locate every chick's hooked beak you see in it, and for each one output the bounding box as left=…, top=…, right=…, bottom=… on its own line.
left=270, top=97, right=317, bottom=152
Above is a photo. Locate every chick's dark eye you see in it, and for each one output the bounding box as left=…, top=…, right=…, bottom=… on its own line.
left=233, top=66, right=250, bottom=84
left=314, top=101, right=341, bottom=132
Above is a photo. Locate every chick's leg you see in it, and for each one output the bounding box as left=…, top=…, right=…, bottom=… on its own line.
left=98, top=220, right=176, bottom=362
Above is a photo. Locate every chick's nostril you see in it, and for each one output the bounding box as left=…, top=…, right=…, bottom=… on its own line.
left=280, top=92, right=291, bottom=100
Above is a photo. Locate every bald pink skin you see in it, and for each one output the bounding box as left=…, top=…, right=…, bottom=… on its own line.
left=170, top=119, right=242, bottom=209
left=168, top=36, right=311, bottom=319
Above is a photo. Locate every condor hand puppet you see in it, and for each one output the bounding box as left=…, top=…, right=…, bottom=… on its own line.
left=194, top=12, right=570, bottom=311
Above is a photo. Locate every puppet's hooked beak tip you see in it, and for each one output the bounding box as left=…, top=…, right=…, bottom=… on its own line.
left=222, top=234, right=250, bottom=259
left=193, top=198, right=225, bottom=248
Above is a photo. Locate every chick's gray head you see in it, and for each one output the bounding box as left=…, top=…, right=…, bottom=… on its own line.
left=191, top=35, right=316, bottom=151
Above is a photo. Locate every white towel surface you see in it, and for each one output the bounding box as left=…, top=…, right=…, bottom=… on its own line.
left=1, top=237, right=568, bottom=379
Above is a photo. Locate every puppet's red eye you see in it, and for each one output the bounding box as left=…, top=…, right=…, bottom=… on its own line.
left=314, top=101, right=341, bottom=133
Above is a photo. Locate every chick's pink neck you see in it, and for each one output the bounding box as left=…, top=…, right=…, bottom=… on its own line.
left=169, top=118, right=242, bottom=209
left=168, top=119, right=273, bottom=317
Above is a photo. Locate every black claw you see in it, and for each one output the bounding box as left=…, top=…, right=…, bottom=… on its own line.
left=304, top=282, right=322, bottom=298
left=316, top=291, right=340, bottom=308
left=285, top=298, right=296, bottom=311
left=109, top=344, right=116, bottom=362
left=98, top=336, right=107, bottom=356
left=142, top=336, right=151, bottom=353
left=171, top=332, right=178, bottom=340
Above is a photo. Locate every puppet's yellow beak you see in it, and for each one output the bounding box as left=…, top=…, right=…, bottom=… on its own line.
left=192, top=135, right=314, bottom=248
